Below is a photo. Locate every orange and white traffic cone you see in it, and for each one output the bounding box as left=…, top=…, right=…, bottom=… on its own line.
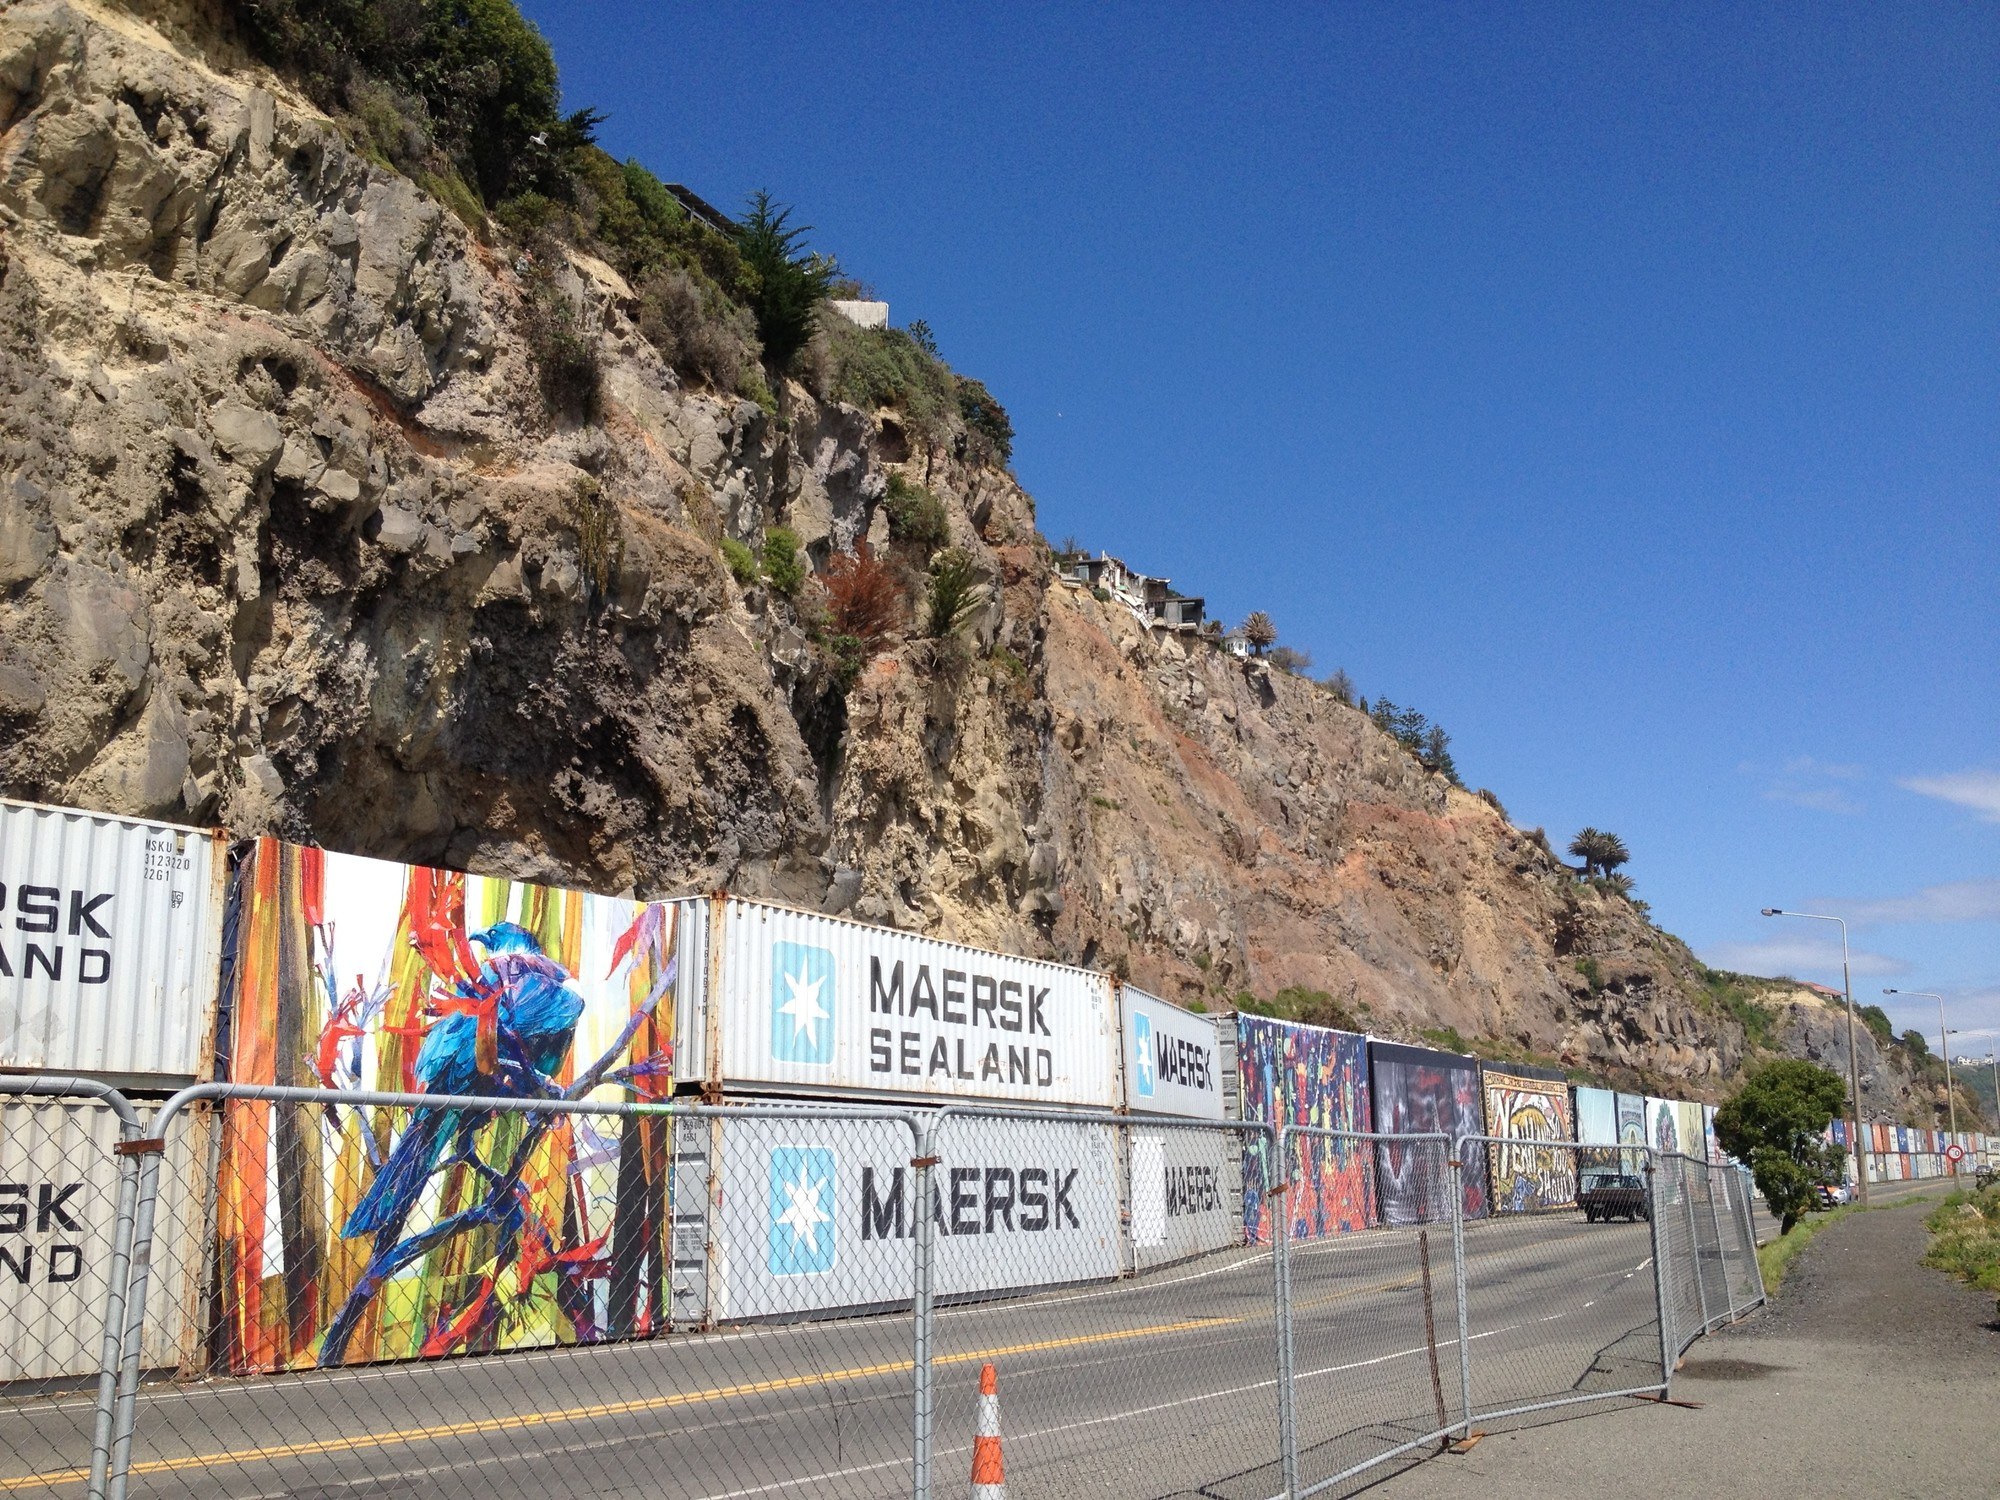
left=972, top=1361, right=1005, bottom=1498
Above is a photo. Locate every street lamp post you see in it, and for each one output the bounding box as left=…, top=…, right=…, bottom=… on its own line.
left=1884, top=990, right=1957, bottom=1142
left=1763, top=908, right=1869, bottom=1205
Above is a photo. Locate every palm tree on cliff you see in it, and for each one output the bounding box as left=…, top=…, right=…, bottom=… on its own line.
left=1568, top=827, right=1630, bottom=878
left=1241, top=611, right=1278, bottom=656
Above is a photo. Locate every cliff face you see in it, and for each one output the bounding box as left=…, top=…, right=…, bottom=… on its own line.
left=0, top=1, right=1930, bottom=1108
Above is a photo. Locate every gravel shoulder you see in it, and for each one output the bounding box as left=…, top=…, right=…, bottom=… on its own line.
left=1379, top=1180, right=2000, bottom=1500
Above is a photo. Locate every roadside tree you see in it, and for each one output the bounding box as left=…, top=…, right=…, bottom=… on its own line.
left=1714, top=1059, right=1850, bottom=1234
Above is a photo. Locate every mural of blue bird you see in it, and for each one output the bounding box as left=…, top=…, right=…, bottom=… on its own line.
left=340, top=922, right=586, bottom=1239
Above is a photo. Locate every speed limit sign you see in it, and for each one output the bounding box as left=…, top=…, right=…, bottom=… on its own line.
left=1945, top=1143, right=1966, bottom=1164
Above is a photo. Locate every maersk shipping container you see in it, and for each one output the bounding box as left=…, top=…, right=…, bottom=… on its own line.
left=700, top=1108, right=1122, bottom=1320
left=684, top=897, right=1118, bottom=1110
left=0, top=798, right=227, bottom=1083
left=1126, top=1122, right=1245, bottom=1270
left=1117, top=985, right=1227, bottom=1120
left=0, top=1099, right=202, bottom=1380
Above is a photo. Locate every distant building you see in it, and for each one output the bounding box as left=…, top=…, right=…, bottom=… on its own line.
left=830, top=300, right=891, bottom=329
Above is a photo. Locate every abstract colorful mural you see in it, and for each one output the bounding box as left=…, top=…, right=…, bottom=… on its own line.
left=1236, top=1015, right=1373, bottom=1240
left=1480, top=1066, right=1576, bottom=1212
left=1615, top=1091, right=1648, bottom=1173
left=1367, top=1041, right=1488, bottom=1223
left=216, top=838, right=684, bottom=1372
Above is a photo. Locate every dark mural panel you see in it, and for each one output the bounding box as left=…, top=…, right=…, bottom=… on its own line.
left=1367, top=1041, right=1489, bottom=1223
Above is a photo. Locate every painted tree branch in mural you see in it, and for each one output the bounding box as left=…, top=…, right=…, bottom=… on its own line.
left=316, top=903, right=679, bottom=1366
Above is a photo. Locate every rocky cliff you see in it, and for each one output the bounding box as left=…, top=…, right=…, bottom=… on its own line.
left=0, top=0, right=1940, bottom=1114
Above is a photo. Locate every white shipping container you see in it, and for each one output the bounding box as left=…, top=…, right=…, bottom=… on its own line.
left=690, top=898, right=1117, bottom=1109
left=1127, top=1124, right=1244, bottom=1269
left=0, top=1100, right=198, bottom=1380
left=708, top=1110, right=1121, bottom=1319
left=1118, top=986, right=1227, bottom=1120
left=0, top=799, right=226, bottom=1081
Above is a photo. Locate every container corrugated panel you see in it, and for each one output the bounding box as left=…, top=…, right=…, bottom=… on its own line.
left=698, top=898, right=1117, bottom=1108
left=0, top=798, right=226, bottom=1080
left=1118, top=985, right=1227, bottom=1120
left=708, top=1108, right=1121, bottom=1319
left=0, top=1099, right=198, bottom=1380
left=1127, top=1123, right=1243, bottom=1270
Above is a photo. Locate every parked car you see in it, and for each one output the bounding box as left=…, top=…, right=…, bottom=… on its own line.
left=1578, top=1172, right=1649, bottom=1222
left=1813, top=1180, right=1853, bottom=1209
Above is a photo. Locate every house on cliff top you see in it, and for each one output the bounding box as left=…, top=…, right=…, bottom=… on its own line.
left=1058, top=551, right=1205, bottom=633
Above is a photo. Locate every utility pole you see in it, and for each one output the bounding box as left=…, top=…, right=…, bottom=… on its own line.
left=1884, top=989, right=1958, bottom=1161
left=1764, top=909, right=1868, bottom=1205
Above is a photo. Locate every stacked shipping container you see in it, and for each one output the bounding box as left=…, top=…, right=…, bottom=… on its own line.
left=0, top=801, right=1968, bottom=1381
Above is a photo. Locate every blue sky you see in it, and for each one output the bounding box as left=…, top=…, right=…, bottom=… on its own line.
left=519, top=2, right=1999, bottom=1048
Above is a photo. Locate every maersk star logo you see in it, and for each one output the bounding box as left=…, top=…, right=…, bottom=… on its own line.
left=770, top=941, right=835, bottom=1065
left=768, top=1145, right=836, bottom=1275
left=1133, top=1012, right=1156, bottom=1097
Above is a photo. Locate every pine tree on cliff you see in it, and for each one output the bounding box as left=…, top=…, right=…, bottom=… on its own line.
left=735, top=191, right=836, bottom=376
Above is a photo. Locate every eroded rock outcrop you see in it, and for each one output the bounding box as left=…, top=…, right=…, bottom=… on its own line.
left=0, top=1, right=1919, bottom=1105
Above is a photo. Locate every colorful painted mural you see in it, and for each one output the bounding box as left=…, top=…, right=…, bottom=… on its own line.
left=1236, top=1015, right=1373, bottom=1240
left=1647, top=1096, right=1681, bottom=1157
left=1616, top=1092, right=1648, bottom=1173
left=1480, top=1066, right=1577, bottom=1212
left=1675, top=1101, right=1705, bottom=1164
left=216, top=838, right=684, bottom=1373
left=1367, top=1041, right=1489, bottom=1223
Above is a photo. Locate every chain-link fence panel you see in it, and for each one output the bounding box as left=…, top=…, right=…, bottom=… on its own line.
left=922, top=1109, right=1278, bottom=1500
left=1707, top=1164, right=1756, bottom=1319
left=103, top=1086, right=928, bottom=1500
left=0, top=1080, right=151, bottom=1500
left=1278, top=1129, right=1464, bottom=1498
left=1657, top=1156, right=1705, bottom=1360
left=1686, top=1159, right=1732, bottom=1332
left=1456, top=1137, right=1665, bottom=1430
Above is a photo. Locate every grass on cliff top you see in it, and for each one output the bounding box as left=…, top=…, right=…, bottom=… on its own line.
left=1923, top=1183, right=2000, bottom=1305
left=1695, top=965, right=1783, bottom=1052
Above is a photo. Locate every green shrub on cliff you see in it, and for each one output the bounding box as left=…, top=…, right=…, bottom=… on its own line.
left=236, top=0, right=588, bottom=204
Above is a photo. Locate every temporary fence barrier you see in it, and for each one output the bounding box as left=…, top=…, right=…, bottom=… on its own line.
left=3, top=1081, right=1780, bottom=1500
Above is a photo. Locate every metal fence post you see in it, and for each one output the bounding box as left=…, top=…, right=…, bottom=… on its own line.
left=912, top=1113, right=937, bottom=1500
left=2, top=1076, right=145, bottom=1500
left=1677, top=1155, right=1709, bottom=1335
left=86, top=1144, right=142, bottom=1500
left=1645, top=1155, right=1674, bottom=1398
left=106, top=1114, right=168, bottom=1500
left=1271, top=1123, right=1298, bottom=1499
left=1449, top=1141, right=1474, bottom=1438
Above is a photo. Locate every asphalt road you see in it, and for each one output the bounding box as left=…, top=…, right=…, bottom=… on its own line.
left=0, top=1207, right=1680, bottom=1500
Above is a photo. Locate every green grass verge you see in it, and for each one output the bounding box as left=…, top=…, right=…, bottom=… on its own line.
left=1757, top=1184, right=1945, bottom=1293
left=1922, top=1183, right=2000, bottom=1303
left=1757, top=1202, right=1868, bottom=1293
